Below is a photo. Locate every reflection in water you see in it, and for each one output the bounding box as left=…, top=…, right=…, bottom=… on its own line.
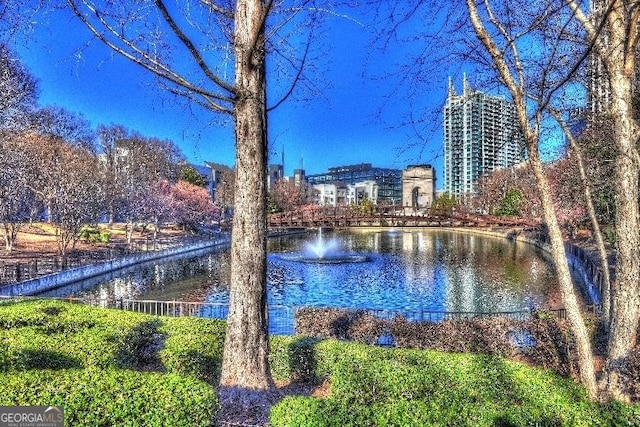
left=54, top=229, right=558, bottom=315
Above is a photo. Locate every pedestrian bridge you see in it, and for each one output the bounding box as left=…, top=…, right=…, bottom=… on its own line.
left=268, top=206, right=537, bottom=229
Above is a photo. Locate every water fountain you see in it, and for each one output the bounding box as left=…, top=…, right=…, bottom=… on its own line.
left=287, top=228, right=369, bottom=264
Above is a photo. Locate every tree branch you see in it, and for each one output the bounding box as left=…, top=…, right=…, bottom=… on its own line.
left=199, top=0, right=235, bottom=19
left=155, top=0, right=236, bottom=95
left=68, top=0, right=235, bottom=114
left=267, top=26, right=311, bottom=111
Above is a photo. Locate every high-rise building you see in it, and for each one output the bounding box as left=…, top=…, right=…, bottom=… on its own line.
left=443, top=75, right=525, bottom=197
left=267, top=164, right=283, bottom=190
left=586, top=0, right=640, bottom=118
left=587, top=0, right=611, bottom=116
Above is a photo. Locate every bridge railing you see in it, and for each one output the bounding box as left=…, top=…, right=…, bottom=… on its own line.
left=268, top=205, right=538, bottom=228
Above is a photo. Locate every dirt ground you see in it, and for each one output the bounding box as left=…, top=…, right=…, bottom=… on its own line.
left=0, top=223, right=191, bottom=261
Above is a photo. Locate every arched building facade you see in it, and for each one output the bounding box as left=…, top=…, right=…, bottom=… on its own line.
left=402, top=164, right=436, bottom=209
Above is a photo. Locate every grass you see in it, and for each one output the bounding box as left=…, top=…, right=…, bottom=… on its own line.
left=270, top=337, right=640, bottom=426
left=1, top=300, right=639, bottom=426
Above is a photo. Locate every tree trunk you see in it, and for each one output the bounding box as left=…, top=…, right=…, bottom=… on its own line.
left=3, top=225, right=12, bottom=252
left=602, top=65, right=640, bottom=403
left=565, top=0, right=640, bottom=402
left=152, top=217, right=159, bottom=243
left=529, top=150, right=599, bottom=400
left=219, top=0, right=274, bottom=406
left=3, top=222, right=18, bottom=252
left=126, top=220, right=134, bottom=245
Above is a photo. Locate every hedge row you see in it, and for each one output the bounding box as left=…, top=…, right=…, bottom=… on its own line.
left=0, top=369, right=217, bottom=427
left=294, top=307, right=596, bottom=379
left=0, top=299, right=225, bottom=426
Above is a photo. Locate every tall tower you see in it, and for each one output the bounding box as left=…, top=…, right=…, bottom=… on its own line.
left=443, top=75, right=525, bottom=197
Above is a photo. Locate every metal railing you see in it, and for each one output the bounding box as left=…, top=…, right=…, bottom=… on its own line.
left=267, top=205, right=538, bottom=229
left=0, top=235, right=227, bottom=287
left=1, top=296, right=600, bottom=337
left=365, top=307, right=565, bottom=322
left=21, top=297, right=294, bottom=335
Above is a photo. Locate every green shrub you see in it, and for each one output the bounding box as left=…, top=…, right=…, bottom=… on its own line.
left=0, top=368, right=218, bottom=427
left=602, top=226, right=616, bottom=245
left=159, top=317, right=226, bottom=385
left=3, top=300, right=637, bottom=426
left=495, top=188, right=523, bottom=216
left=270, top=336, right=321, bottom=382
left=113, top=319, right=164, bottom=370
left=0, top=300, right=219, bottom=425
left=269, top=339, right=616, bottom=427
left=295, top=308, right=586, bottom=380
left=78, top=227, right=111, bottom=244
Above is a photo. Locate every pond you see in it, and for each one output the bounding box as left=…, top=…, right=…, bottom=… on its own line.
left=263, top=229, right=555, bottom=314
left=41, top=229, right=562, bottom=334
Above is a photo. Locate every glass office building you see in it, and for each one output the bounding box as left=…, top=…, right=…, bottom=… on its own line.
left=307, top=163, right=402, bottom=205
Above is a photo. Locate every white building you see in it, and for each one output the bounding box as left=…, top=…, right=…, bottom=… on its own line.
left=402, top=165, right=436, bottom=209
left=313, top=183, right=346, bottom=206
left=346, top=180, right=378, bottom=205
left=313, top=180, right=379, bottom=206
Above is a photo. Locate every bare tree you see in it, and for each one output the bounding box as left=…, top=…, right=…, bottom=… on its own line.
left=48, top=144, right=104, bottom=257
left=0, top=43, right=37, bottom=129
left=0, top=131, right=37, bottom=251
left=19, top=107, right=95, bottom=224
left=0, top=1, right=45, bottom=40
left=64, top=0, right=324, bottom=406
left=95, top=126, right=183, bottom=242
left=464, top=0, right=601, bottom=399
left=28, top=106, right=96, bottom=150
left=549, top=109, right=613, bottom=326
left=0, top=47, right=38, bottom=249
left=96, top=124, right=130, bottom=225
left=372, top=0, right=607, bottom=397
left=118, top=135, right=182, bottom=243
left=17, top=128, right=103, bottom=256
left=567, top=0, right=640, bottom=402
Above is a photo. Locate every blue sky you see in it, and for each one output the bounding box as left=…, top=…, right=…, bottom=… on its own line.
left=9, top=5, right=456, bottom=188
